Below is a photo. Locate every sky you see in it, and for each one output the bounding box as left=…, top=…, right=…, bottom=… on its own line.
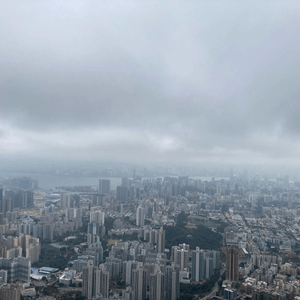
left=1, top=1, right=300, bottom=167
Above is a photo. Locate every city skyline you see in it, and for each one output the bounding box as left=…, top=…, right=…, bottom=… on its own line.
left=1, top=2, right=300, bottom=296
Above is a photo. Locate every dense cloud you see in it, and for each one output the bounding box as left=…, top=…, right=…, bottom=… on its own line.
left=1, top=1, right=300, bottom=165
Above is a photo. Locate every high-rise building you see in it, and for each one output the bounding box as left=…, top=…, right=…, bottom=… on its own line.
left=0, top=213, right=5, bottom=225
left=123, top=286, right=135, bottom=300
left=66, top=208, right=82, bottom=221
left=83, top=242, right=104, bottom=266
left=60, top=193, right=70, bottom=209
left=177, top=249, right=189, bottom=271
left=6, top=211, right=17, bottom=223
left=0, top=257, right=30, bottom=282
left=19, top=190, right=34, bottom=208
left=4, top=234, right=42, bottom=264
left=171, top=243, right=189, bottom=271
left=82, top=260, right=109, bottom=299
left=122, top=178, right=130, bottom=187
left=132, top=264, right=147, bottom=300
left=92, top=193, right=104, bottom=206
left=150, top=269, right=165, bottom=300
left=117, top=186, right=129, bottom=202
left=136, top=206, right=145, bottom=226
left=211, top=251, right=220, bottom=270
left=71, top=194, right=80, bottom=208
left=124, top=261, right=134, bottom=285
left=0, top=197, right=12, bottom=218
left=0, top=270, right=7, bottom=284
left=87, top=222, right=98, bottom=235
left=99, top=179, right=110, bottom=194
left=226, top=247, right=239, bottom=281
left=93, top=264, right=109, bottom=298
left=205, top=257, right=213, bottom=279
left=101, top=264, right=110, bottom=297
left=42, top=223, right=53, bottom=240
left=105, top=257, right=122, bottom=280
left=156, top=227, right=165, bottom=254
left=82, top=261, right=94, bottom=299
left=191, top=247, right=205, bottom=282
left=90, top=211, right=105, bottom=225
left=2, top=189, right=33, bottom=209
left=87, top=234, right=100, bottom=246
left=165, top=265, right=180, bottom=300
left=128, top=186, right=135, bottom=201
left=0, top=283, right=22, bottom=300
left=87, top=222, right=105, bottom=238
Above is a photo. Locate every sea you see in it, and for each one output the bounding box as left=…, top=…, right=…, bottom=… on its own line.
left=0, top=171, right=228, bottom=191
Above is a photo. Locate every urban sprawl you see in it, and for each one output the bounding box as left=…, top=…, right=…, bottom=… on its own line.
left=0, top=169, right=299, bottom=300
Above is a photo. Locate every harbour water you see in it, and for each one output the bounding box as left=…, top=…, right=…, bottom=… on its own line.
left=0, top=171, right=228, bottom=191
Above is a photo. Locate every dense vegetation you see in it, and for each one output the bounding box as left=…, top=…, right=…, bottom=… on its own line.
left=165, top=212, right=222, bottom=251
left=32, top=244, right=77, bottom=270
left=105, top=216, right=115, bottom=232
left=41, top=285, right=84, bottom=300
left=215, top=220, right=228, bottom=233
left=63, top=235, right=86, bottom=246
left=110, top=232, right=140, bottom=242
left=165, top=224, right=222, bottom=250
left=179, top=271, right=220, bottom=300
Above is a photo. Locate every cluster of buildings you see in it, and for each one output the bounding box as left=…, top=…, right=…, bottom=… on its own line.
left=0, top=234, right=40, bottom=263
left=191, top=247, right=220, bottom=282
left=81, top=248, right=180, bottom=300
left=74, top=174, right=300, bottom=299
left=1, top=169, right=300, bottom=300
left=12, top=193, right=84, bottom=240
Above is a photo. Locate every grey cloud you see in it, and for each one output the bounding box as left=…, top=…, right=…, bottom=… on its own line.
left=1, top=1, right=300, bottom=164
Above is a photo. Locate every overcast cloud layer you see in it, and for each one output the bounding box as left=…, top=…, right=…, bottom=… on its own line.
left=1, top=1, right=300, bottom=165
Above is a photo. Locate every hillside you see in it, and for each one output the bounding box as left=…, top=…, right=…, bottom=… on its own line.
left=165, top=223, right=222, bottom=250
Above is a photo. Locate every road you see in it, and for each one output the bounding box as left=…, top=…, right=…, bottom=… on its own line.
left=196, top=266, right=226, bottom=300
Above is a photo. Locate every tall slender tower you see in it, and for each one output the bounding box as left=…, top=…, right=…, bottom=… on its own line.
left=136, top=206, right=145, bottom=226
left=191, top=247, right=205, bottom=282
left=150, top=269, right=165, bottom=300
left=82, top=261, right=94, bottom=299
left=165, top=265, right=180, bottom=300
left=226, top=247, right=239, bottom=281
left=99, top=264, right=109, bottom=298
left=132, top=264, right=147, bottom=300
left=156, top=227, right=165, bottom=253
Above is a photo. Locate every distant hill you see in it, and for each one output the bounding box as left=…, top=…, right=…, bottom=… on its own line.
left=164, top=223, right=222, bottom=250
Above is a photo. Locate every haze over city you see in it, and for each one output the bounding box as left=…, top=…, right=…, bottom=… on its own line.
left=2, top=2, right=300, bottom=300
